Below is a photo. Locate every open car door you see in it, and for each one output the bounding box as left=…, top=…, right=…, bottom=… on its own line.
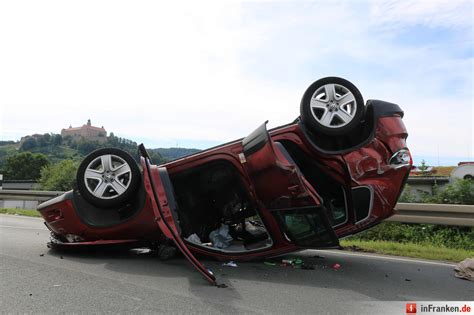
left=138, top=145, right=216, bottom=285
left=241, top=122, right=339, bottom=248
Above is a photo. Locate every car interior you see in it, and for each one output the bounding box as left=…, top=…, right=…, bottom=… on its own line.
left=277, top=140, right=374, bottom=225
left=169, top=160, right=273, bottom=252
left=277, top=140, right=349, bottom=227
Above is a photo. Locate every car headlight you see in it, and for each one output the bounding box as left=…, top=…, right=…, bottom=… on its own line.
left=389, top=149, right=412, bottom=168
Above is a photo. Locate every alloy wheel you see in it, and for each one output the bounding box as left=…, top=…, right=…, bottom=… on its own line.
left=309, top=83, right=357, bottom=128
left=83, top=154, right=132, bottom=199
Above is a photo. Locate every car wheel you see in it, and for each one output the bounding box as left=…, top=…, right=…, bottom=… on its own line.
left=300, top=77, right=364, bottom=136
left=76, top=148, right=141, bottom=208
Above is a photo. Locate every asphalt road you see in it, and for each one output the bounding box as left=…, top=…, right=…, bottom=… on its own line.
left=1, top=214, right=472, bottom=314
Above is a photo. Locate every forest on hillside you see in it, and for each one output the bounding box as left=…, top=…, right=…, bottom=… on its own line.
left=0, top=133, right=200, bottom=181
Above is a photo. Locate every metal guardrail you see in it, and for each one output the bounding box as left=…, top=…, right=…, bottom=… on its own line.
left=0, top=190, right=64, bottom=202
left=390, top=203, right=474, bottom=227
left=0, top=190, right=473, bottom=226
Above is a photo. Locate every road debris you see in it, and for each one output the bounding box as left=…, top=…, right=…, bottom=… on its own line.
left=130, top=248, right=152, bottom=255
left=223, top=261, right=238, bottom=268
left=185, top=233, right=202, bottom=244
left=209, top=224, right=233, bottom=249
left=282, top=258, right=303, bottom=266
left=264, top=258, right=315, bottom=270
left=332, top=263, right=341, bottom=270
left=454, top=258, right=474, bottom=281
left=281, top=258, right=303, bottom=266
left=39, top=254, right=44, bottom=257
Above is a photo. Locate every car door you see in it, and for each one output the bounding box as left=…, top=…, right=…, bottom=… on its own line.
left=138, top=145, right=216, bottom=285
left=241, top=122, right=339, bottom=248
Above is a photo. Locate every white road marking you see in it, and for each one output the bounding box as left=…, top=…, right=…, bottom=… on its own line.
left=314, top=249, right=457, bottom=267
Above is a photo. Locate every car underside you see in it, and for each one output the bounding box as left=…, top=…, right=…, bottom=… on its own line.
left=37, top=77, right=412, bottom=285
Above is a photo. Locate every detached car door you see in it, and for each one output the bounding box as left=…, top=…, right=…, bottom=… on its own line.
left=241, top=122, right=339, bottom=248
left=139, top=145, right=216, bottom=285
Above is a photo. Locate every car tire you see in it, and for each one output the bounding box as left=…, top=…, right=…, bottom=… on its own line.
left=300, top=77, right=364, bottom=136
left=76, top=148, right=141, bottom=208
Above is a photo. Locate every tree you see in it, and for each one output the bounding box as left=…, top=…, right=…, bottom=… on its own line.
left=419, top=159, right=429, bottom=175
left=432, top=179, right=474, bottom=205
left=0, top=141, right=16, bottom=145
left=107, top=133, right=119, bottom=147
left=1, top=152, right=49, bottom=180
left=39, top=160, right=78, bottom=191
left=52, top=134, right=62, bottom=146
left=62, top=135, right=73, bottom=146
left=77, top=139, right=100, bottom=155
left=148, top=150, right=167, bottom=164
left=36, top=135, right=47, bottom=146
left=43, top=133, right=51, bottom=144
left=20, top=137, right=37, bottom=150
left=398, top=184, right=417, bottom=203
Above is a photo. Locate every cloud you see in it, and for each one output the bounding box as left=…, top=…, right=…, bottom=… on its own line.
left=369, top=0, right=473, bottom=30
left=0, top=0, right=472, bottom=163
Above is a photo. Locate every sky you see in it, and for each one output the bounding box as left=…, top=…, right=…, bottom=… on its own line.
left=0, top=0, right=473, bottom=166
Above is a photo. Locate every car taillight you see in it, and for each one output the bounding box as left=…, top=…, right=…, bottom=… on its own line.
left=389, top=149, right=412, bottom=168
left=46, top=208, right=63, bottom=222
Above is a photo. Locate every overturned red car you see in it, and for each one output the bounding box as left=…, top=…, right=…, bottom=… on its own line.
left=38, top=77, right=412, bottom=285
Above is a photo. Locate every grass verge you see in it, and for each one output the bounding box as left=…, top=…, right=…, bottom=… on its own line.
left=0, top=208, right=41, bottom=218
left=341, top=239, right=473, bottom=263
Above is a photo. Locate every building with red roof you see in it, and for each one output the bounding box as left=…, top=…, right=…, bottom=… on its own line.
left=61, top=119, right=107, bottom=143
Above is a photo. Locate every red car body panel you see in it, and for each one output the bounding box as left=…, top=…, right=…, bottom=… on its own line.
left=38, top=104, right=411, bottom=281
left=142, top=158, right=217, bottom=284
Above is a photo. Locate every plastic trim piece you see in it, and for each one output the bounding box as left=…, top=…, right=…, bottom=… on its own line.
left=242, top=121, right=270, bottom=156
left=352, top=185, right=374, bottom=224
left=37, top=191, right=74, bottom=211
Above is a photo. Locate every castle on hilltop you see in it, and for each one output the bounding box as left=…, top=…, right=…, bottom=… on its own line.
left=61, top=119, right=107, bottom=143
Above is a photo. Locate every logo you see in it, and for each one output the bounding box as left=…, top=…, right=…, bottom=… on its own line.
left=406, top=303, right=417, bottom=314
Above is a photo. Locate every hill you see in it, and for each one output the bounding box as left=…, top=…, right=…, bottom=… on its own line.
left=0, top=133, right=203, bottom=180
left=0, top=133, right=163, bottom=176
left=152, top=148, right=201, bottom=161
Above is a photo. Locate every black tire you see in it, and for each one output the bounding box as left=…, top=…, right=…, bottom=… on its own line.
left=76, top=148, right=141, bottom=208
left=300, top=77, right=364, bottom=136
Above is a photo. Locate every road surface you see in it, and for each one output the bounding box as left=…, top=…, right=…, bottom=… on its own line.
left=1, top=214, right=472, bottom=314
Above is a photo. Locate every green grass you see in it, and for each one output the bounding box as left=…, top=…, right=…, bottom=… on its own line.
left=0, top=208, right=41, bottom=217
left=341, top=239, right=474, bottom=262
